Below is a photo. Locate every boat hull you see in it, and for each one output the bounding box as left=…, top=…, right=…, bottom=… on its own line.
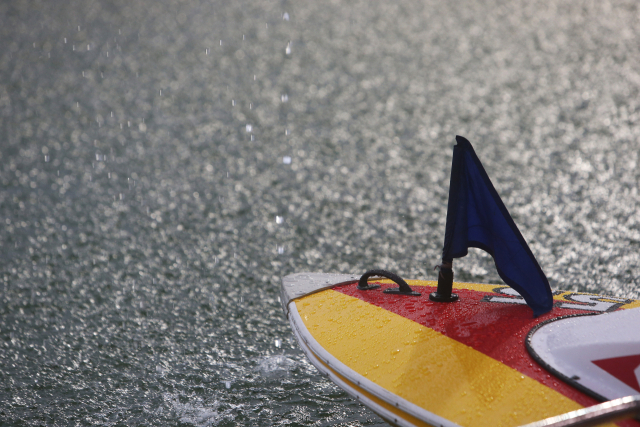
left=282, top=273, right=640, bottom=427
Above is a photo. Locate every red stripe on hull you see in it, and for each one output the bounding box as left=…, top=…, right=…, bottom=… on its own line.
left=334, top=282, right=640, bottom=427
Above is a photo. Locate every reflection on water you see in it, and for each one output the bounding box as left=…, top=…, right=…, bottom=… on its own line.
left=1, top=0, right=639, bottom=425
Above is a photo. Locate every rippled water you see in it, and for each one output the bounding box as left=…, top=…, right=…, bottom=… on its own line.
left=1, top=0, right=639, bottom=425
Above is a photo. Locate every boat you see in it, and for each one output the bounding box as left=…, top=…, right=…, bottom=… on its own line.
left=281, top=137, right=640, bottom=426
left=281, top=272, right=640, bottom=426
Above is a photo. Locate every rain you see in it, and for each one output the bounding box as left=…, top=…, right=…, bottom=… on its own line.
left=1, top=0, right=640, bottom=425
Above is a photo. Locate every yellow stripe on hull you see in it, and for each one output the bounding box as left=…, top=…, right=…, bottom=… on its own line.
left=296, top=289, right=619, bottom=427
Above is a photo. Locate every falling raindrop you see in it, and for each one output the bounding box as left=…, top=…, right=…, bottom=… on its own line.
left=282, top=156, right=292, bottom=165
left=281, top=94, right=288, bottom=103
left=225, top=381, right=231, bottom=389
left=44, top=155, right=50, bottom=162
left=275, top=339, right=282, bottom=348
left=276, top=216, right=284, bottom=224
left=278, top=246, right=285, bottom=255
left=231, top=99, right=235, bottom=106
left=285, top=42, right=291, bottom=56
left=246, top=124, right=252, bottom=132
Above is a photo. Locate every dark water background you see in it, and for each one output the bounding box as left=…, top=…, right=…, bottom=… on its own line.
left=1, top=0, right=640, bottom=425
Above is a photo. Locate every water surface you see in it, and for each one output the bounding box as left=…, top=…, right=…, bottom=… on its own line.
left=1, top=0, right=639, bottom=425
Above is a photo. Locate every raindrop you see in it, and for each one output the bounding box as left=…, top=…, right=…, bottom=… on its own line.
left=243, top=34, right=245, bottom=40
left=285, top=129, right=289, bottom=135
left=225, top=381, right=231, bottom=389
left=72, top=45, right=75, bottom=51
left=275, top=339, right=282, bottom=348
left=159, top=89, right=162, bottom=96
left=285, top=42, right=291, bottom=56
left=205, top=48, right=209, bottom=55
left=231, top=99, right=235, bottom=106
left=44, top=155, right=50, bottom=162
left=282, top=156, right=292, bottom=165
left=283, top=12, right=290, bottom=21
left=251, top=135, right=254, bottom=141
left=87, top=44, right=90, bottom=51
left=278, top=246, right=285, bottom=255
left=246, top=124, right=252, bottom=132
left=281, top=94, right=288, bottom=103
left=64, top=38, right=67, bottom=44
left=249, top=103, right=252, bottom=109
left=276, top=216, right=284, bottom=224
left=219, top=40, right=222, bottom=46
left=253, top=75, right=256, bottom=81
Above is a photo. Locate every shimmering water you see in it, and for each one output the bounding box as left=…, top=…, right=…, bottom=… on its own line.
left=1, top=0, right=640, bottom=425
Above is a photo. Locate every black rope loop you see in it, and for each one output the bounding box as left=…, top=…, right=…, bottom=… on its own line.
left=357, top=269, right=421, bottom=296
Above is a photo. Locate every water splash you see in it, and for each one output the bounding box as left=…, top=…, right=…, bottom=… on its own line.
left=164, top=394, right=243, bottom=427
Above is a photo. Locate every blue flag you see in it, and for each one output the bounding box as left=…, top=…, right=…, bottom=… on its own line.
left=442, top=136, right=553, bottom=316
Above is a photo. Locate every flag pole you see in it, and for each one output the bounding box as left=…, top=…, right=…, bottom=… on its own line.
left=430, top=261, right=459, bottom=302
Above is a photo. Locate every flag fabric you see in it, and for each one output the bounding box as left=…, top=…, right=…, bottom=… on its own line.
left=442, top=136, right=553, bottom=316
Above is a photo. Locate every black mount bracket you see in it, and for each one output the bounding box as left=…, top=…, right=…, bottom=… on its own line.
left=358, top=269, right=421, bottom=296
left=429, top=264, right=459, bottom=302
